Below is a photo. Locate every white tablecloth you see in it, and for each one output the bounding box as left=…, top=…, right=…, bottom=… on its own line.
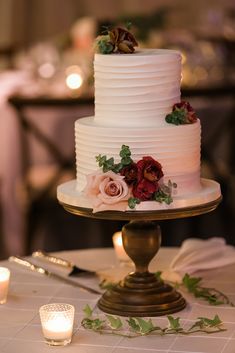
left=0, top=247, right=235, bottom=353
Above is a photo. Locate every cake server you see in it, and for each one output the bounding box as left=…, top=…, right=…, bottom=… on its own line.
left=9, top=256, right=101, bottom=295
left=32, top=250, right=95, bottom=276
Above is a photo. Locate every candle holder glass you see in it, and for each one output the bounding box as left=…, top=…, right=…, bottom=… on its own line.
left=39, top=303, right=74, bottom=346
left=0, top=267, right=10, bottom=304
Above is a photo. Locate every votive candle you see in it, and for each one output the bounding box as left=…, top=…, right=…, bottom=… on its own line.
left=0, top=267, right=10, bottom=304
left=39, top=303, right=74, bottom=346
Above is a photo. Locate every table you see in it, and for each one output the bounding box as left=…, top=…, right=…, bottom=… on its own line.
left=0, top=247, right=235, bottom=353
left=0, top=71, right=93, bottom=256
left=8, top=94, right=94, bottom=254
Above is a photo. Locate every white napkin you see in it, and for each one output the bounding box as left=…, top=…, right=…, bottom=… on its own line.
left=169, top=237, right=235, bottom=275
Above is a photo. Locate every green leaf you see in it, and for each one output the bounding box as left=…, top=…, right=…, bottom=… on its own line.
left=96, top=154, right=106, bottom=167
left=182, top=273, right=202, bottom=292
left=154, top=189, right=173, bottom=205
left=120, top=145, right=133, bottom=166
left=165, top=109, right=187, bottom=125
left=83, top=304, right=93, bottom=318
left=99, top=279, right=116, bottom=290
left=128, top=317, right=154, bottom=335
left=127, top=317, right=140, bottom=332
left=128, top=197, right=141, bottom=209
left=167, top=316, right=182, bottom=331
left=106, top=315, right=123, bottom=329
left=189, top=315, right=223, bottom=332
left=154, top=271, right=163, bottom=282
left=198, top=315, right=222, bottom=328
left=112, top=163, right=123, bottom=173
left=95, top=154, right=115, bottom=172
left=121, top=156, right=132, bottom=166
left=97, top=37, right=114, bottom=54
left=81, top=318, right=105, bottom=331
left=120, top=145, right=131, bottom=158
left=135, top=318, right=154, bottom=334
left=103, top=157, right=115, bottom=172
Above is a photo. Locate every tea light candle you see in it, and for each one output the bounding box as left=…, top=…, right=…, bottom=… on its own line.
left=39, top=303, right=74, bottom=346
left=112, top=231, right=131, bottom=263
left=0, top=267, right=10, bottom=304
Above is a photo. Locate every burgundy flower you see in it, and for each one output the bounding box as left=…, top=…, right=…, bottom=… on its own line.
left=173, top=101, right=197, bottom=123
left=137, top=156, right=164, bottom=183
left=132, top=179, right=159, bottom=201
left=120, top=163, right=138, bottom=185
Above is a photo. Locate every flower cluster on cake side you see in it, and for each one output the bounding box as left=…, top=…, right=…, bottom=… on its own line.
left=165, top=101, right=198, bottom=125
left=83, top=145, right=177, bottom=212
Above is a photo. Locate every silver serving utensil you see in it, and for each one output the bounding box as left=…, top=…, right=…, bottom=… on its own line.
left=9, top=256, right=101, bottom=295
left=32, top=250, right=95, bottom=276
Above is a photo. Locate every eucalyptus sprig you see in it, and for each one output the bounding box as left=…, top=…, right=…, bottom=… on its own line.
left=81, top=305, right=226, bottom=337
left=96, top=145, right=133, bottom=173
left=154, top=180, right=177, bottom=205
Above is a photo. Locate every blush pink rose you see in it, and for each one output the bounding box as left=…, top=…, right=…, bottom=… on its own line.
left=84, top=170, right=130, bottom=212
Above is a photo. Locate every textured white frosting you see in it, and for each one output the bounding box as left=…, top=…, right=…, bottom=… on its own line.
left=75, top=117, right=201, bottom=196
left=94, top=49, right=181, bottom=127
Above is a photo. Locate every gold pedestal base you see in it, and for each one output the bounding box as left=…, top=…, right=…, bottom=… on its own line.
left=99, top=220, right=186, bottom=317
left=98, top=272, right=186, bottom=317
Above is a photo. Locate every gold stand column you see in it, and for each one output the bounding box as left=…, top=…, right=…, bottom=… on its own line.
left=98, top=220, right=186, bottom=317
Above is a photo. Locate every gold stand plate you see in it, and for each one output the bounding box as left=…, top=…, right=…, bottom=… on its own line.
left=59, top=197, right=222, bottom=317
left=60, top=196, right=222, bottom=221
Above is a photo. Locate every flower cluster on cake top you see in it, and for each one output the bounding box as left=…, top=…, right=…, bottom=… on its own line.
left=95, top=25, right=138, bottom=54
left=165, top=101, right=198, bottom=125
left=84, top=145, right=177, bottom=212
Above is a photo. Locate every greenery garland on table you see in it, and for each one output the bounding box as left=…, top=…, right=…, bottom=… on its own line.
left=82, top=304, right=225, bottom=338
left=81, top=273, right=234, bottom=337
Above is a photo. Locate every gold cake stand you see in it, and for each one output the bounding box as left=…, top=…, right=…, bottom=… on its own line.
left=59, top=196, right=222, bottom=317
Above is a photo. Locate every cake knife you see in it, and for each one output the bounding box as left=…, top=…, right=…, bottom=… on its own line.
left=9, top=256, right=101, bottom=295
left=32, top=250, right=95, bottom=276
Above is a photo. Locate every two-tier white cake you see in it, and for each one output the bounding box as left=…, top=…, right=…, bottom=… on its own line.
left=57, top=48, right=221, bottom=212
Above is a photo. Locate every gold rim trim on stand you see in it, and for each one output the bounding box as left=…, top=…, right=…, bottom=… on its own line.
left=59, top=196, right=222, bottom=221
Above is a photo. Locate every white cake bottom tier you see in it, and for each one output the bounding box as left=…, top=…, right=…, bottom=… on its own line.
left=75, top=117, right=201, bottom=197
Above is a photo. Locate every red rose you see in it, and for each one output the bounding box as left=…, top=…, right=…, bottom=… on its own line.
left=173, top=101, right=197, bottom=123
left=132, top=179, right=159, bottom=201
left=120, top=163, right=138, bottom=185
left=137, top=156, right=163, bottom=183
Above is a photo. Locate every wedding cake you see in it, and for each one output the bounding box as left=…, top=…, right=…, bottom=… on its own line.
left=57, top=28, right=221, bottom=213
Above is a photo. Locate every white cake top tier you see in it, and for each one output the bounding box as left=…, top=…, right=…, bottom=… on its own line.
left=94, top=49, right=182, bottom=127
